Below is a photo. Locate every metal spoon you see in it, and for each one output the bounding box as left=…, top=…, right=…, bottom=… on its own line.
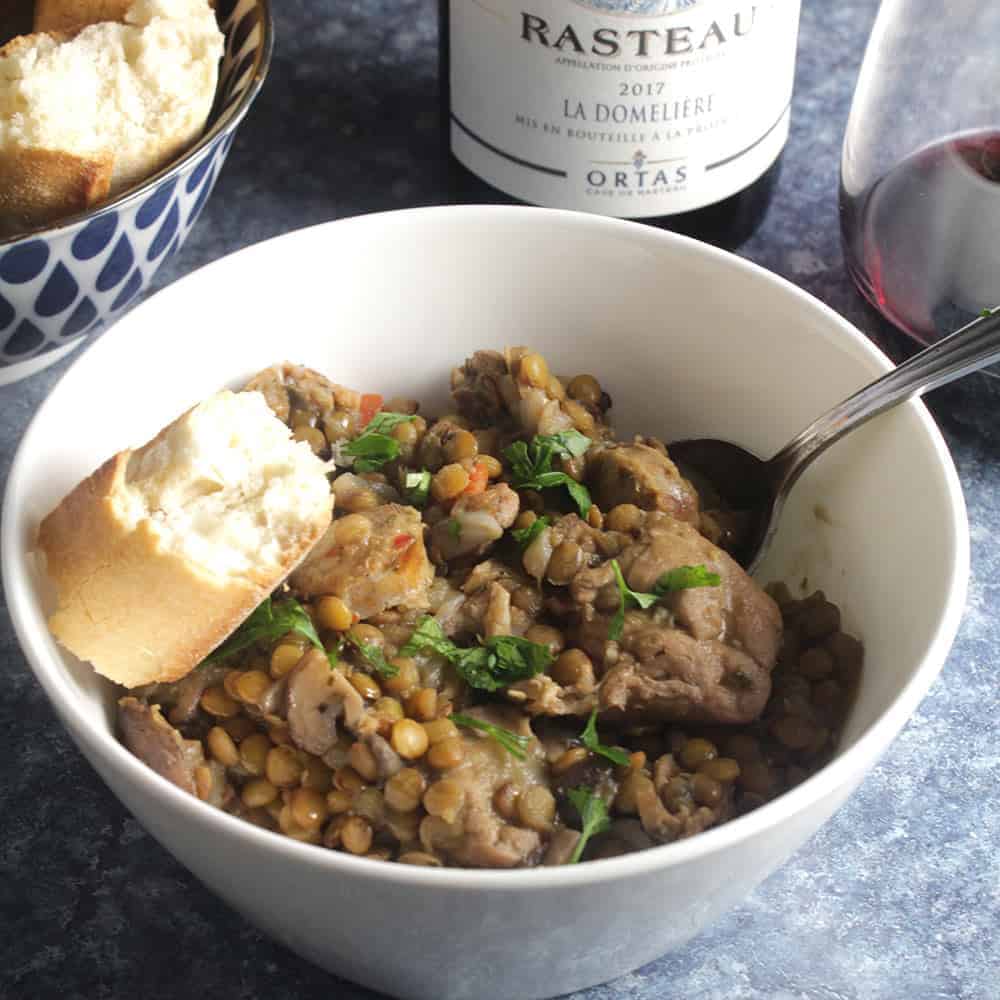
left=668, top=309, right=1000, bottom=575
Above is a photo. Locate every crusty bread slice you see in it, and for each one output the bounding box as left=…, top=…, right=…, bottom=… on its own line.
left=38, top=391, right=334, bottom=688
left=0, top=142, right=113, bottom=237
left=33, top=0, right=133, bottom=32
left=34, top=0, right=215, bottom=32
left=0, top=0, right=223, bottom=236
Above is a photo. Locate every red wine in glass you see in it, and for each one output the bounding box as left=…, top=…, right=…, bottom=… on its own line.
left=841, top=128, right=1000, bottom=373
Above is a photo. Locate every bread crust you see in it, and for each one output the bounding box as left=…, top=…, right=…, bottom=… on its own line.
left=34, top=0, right=216, bottom=33
left=34, top=0, right=133, bottom=33
left=0, top=143, right=113, bottom=238
left=38, top=407, right=333, bottom=689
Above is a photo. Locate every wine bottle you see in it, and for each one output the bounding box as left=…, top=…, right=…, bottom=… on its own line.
left=439, top=0, right=801, bottom=248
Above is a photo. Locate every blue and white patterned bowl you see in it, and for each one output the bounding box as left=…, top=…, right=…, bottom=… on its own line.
left=0, top=0, right=273, bottom=384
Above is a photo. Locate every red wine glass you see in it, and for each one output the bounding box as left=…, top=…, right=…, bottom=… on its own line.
left=839, top=0, right=1000, bottom=374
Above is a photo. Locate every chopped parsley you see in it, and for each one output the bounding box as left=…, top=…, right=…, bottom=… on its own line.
left=404, top=469, right=432, bottom=508
left=399, top=615, right=456, bottom=659
left=580, top=708, right=630, bottom=767
left=401, top=615, right=553, bottom=691
left=450, top=713, right=532, bottom=760
left=655, top=565, right=721, bottom=592
left=327, top=635, right=345, bottom=669
left=345, top=630, right=399, bottom=678
left=511, top=514, right=550, bottom=551
left=447, top=518, right=462, bottom=541
left=203, top=596, right=336, bottom=667
left=502, top=432, right=593, bottom=518
left=341, top=412, right=414, bottom=472
left=535, top=429, right=592, bottom=458
left=608, top=559, right=722, bottom=640
left=608, top=559, right=659, bottom=641
left=567, top=786, right=612, bottom=864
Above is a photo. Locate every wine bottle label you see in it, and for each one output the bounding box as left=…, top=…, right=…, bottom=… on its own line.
left=449, top=0, right=801, bottom=217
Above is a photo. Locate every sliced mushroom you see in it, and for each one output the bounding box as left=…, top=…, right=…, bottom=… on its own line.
left=285, top=648, right=372, bottom=756
left=453, top=824, right=542, bottom=868
left=118, top=697, right=204, bottom=796
left=249, top=676, right=287, bottom=718
left=367, top=733, right=403, bottom=780
left=633, top=771, right=681, bottom=843
left=542, top=828, right=580, bottom=866
left=128, top=662, right=229, bottom=727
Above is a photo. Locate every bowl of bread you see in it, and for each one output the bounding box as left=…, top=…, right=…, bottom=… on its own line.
left=0, top=0, right=272, bottom=384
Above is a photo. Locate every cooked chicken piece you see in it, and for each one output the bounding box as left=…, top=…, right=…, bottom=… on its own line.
left=449, top=348, right=612, bottom=439
left=291, top=503, right=433, bottom=619
left=459, top=481, right=520, bottom=531
left=429, top=560, right=540, bottom=639
left=118, top=697, right=205, bottom=796
left=588, top=440, right=700, bottom=524
left=429, top=483, right=520, bottom=562
left=619, top=513, right=780, bottom=673
left=517, top=511, right=781, bottom=725
left=244, top=362, right=361, bottom=429
left=432, top=706, right=547, bottom=868
left=449, top=350, right=509, bottom=426
left=596, top=629, right=773, bottom=725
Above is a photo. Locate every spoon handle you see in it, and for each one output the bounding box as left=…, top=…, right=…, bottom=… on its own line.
left=770, top=308, right=1000, bottom=485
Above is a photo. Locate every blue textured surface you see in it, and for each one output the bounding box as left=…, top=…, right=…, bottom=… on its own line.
left=2, top=1, right=998, bottom=998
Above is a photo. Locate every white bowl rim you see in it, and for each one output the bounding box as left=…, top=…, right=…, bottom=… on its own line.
left=0, top=0, right=274, bottom=250
left=2, top=205, right=970, bottom=892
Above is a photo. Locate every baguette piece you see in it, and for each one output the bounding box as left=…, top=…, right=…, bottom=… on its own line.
left=38, top=390, right=334, bottom=688
left=34, top=0, right=216, bottom=33
left=0, top=143, right=113, bottom=236
left=0, top=0, right=223, bottom=237
left=34, top=0, right=133, bottom=32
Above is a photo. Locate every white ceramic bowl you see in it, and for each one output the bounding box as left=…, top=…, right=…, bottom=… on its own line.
left=2, top=207, right=969, bottom=1000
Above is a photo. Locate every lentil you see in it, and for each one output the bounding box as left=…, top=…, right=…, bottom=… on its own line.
left=391, top=719, right=429, bottom=760
left=315, top=596, right=353, bottom=632
left=341, top=816, right=374, bottom=855
left=206, top=726, right=239, bottom=767
left=426, top=736, right=465, bottom=770
left=432, top=463, right=471, bottom=501
left=385, top=768, right=426, bottom=812
left=270, top=642, right=304, bottom=678
left=201, top=686, right=240, bottom=718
